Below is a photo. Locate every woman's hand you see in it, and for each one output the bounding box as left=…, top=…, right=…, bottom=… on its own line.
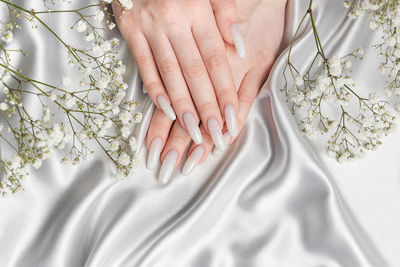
left=112, top=0, right=246, bottom=149
left=145, top=0, right=287, bottom=183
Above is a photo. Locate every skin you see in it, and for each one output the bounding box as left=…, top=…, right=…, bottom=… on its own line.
left=146, top=0, right=287, bottom=167
left=112, top=0, right=241, bottom=138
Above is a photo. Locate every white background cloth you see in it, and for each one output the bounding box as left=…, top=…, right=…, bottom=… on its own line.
left=0, top=0, right=399, bottom=266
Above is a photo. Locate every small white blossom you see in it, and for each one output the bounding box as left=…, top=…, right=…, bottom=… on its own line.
left=75, top=20, right=87, bottom=32
left=121, top=125, right=131, bottom=138
left=110, top=140, right=120, bottom=151
left=1, top=30, right=13, bottom=43
left=119, top=112, right=132, bottom=125
left=95, top=10, right=104, bottom=22
left=129, top=136, right=137, bottom=152
left=294, top=74, right=303, bottom=86
left=133, top=112, right=143, bottom=123
left=118, top=152, right=130, bottom=166
left=0, top=102, right=8, bottom=110
left=343, top=61, right=352, bottom=69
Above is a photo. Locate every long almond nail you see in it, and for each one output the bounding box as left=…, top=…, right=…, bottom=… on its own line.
left=157, top=95, right=176, bottom=121
left=225, top=104, right=238, bottom=137
left=183, top=112, right=203, bottom=144
left=208, top=118, right=226, bottom=151
left=212, top=132, right=231, bottom=156
left=230, top=23, right=246, bottom=58
left=158, top=150, right=178, bottom=184
left=147, top=137, right=162, bottom=170
left=182, top=146, right=204, bottom=176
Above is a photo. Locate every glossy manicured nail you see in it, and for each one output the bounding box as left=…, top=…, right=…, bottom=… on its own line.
left=208, top=118, right=226, bottom=151
left=230, top=23, right=246, bottom=58
left=158, top=150, right=178, bottom=184
left=183, top=112, right=203, bottom=144
left=225, top=104, right=238, bottom=137
left=147, top=137, right=162, bottom=170
left=212, top=132, right=231, bottom=156
left=157, top=95, right=176, bottom=121
left=182, top=146, right=204, bottom=176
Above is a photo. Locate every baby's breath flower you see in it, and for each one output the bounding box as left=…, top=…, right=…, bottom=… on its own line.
left=282, top=3, right=395, bottom=163
left=0, top=0, right=141, bottom=196
left=118, top=152, right=130, bottom=166
left=75, top=20, right=87, bottom=32
left=0, top=102, right=8, bottom=110
left=95, top=10, right=104, bottom=22
left=1, top=30, right=13, bottom=43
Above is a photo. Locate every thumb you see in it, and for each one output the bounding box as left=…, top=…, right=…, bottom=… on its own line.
left=211, top=0, right=246, bottom=58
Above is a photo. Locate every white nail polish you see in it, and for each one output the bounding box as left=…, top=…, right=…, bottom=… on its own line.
left=225, top=104, right=238, bottom=137
left=230, top=23, right=246, bottom=58
left=157, top=95, right=176, bottom=121
left=182, top=146, right=204, bottom=176
left=208, top=118, right=226, bottom=151
left=158, top=150, right=178, bottom=184
left=212, top=132, right=231, bottom=156
left=183, top=112, right=203, bottom=144
left=147, top=137, right=162, bottom=170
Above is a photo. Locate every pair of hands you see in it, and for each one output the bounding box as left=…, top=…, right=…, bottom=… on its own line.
left=113, top=0, right=286, bottom=183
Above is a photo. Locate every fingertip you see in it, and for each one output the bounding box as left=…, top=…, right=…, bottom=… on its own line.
left=230, top=23, right=246, bottom=58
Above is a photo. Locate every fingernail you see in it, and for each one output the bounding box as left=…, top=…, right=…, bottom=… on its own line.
left=158, top=150, right=178, bottom=184
left=183, top=112, right=203, bottom=144
left=147, top=137, right=162, bottom=170
left=182, top=146, right=204, bottom=176
left=224, top=104, right=238, bottom=137
left=157, top=95, right=176, bottom=121
left=208, top=118, right=226, bottom=151
left=230, top=23, right=246, bottom=58
left=212, top=132, right=231, bottom=156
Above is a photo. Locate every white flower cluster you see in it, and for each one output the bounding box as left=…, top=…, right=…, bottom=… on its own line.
left=0, top=0, right=138, bottom=196
left=283, top=2, right=397, bottom=163
left=345, top=1, right=400, bottom=100
left=284, top=46, right=396, bottom=162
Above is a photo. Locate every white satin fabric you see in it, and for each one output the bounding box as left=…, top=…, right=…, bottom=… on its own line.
left=1, top=0, right=399, bottom=266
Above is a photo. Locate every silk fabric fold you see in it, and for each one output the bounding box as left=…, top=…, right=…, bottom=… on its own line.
left=1, top=0, right=399, bottom=266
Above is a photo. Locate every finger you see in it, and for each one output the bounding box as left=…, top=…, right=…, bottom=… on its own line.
left=210, top=0, right=246, bottom=58
left=192, top=5, right=239, bottom=138
left=168, top=30, right=225, bottom=150
left=146, top=31, right=203, bottom=145
left=182, top=124, right=214, bottom=176
left=159, top=120, right=192, bottom=184
left=128, top=31, right=177, bottom=121
left=146, top=108, right=174, bottom=170
left=237, top=68, right=267, bottom=131
left=223, top=67, right=267, bottom=147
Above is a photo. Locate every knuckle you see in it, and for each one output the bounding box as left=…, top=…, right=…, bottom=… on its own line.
left=198, top=102, right=217, bottom=114
left=217, top=88, right=236, bottom=102
left=239, top=92, right=254, bottom=106
left=135, top=55, right=153, bottom=69
left=146, top=80, right=164, bottom=93
left=159, top=59, right=179, bottom=74
left=206, top=52, right=226, bottom=68
left=153, top=113, right=172, bottom=128
left=186, top=58, right=205, bottom=78
left=173, top=97, right=192, bottom=109
left=157, top=2, right=178, bottom=26
left=170, top=133, right=191, bottom=146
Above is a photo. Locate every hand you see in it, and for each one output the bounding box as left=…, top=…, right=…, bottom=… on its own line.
left=145, top=0, right=287, bottom=183
left=112, top=0, right=246, bottom=149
